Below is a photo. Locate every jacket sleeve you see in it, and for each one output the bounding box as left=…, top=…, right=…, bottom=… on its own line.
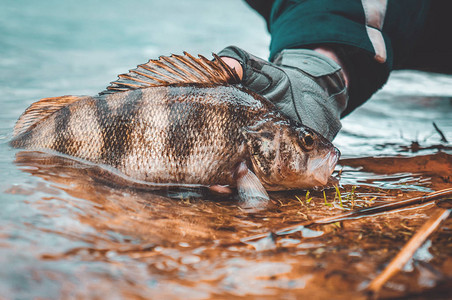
left=245, top=0, right=431, bottom=115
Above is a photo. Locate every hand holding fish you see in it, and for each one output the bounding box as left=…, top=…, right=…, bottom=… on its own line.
left=219, top=46, right=348, bottom=141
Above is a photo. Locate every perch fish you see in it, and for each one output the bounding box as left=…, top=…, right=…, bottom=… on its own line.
left=10, top=53, right=339, bottom=207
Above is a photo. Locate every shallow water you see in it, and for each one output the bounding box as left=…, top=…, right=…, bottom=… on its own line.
left=1, top=1, right=452, bottom=299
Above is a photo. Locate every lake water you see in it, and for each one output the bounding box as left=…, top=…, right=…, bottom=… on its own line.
left=1, top=1, right=451, bottom=299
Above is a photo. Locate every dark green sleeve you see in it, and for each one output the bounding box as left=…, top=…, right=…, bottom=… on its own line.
left=245, top=0, right=431, bottom=115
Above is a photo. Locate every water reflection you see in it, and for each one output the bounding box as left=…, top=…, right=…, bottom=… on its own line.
left=4, top=147, right=450, bottom=298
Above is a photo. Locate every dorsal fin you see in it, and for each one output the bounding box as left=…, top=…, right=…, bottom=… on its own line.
left=13, top=95, right=87, bottom=137
left=99, top=52, right=241, bottom=95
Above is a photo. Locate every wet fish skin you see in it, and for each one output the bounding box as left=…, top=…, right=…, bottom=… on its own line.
left=11, top=85, right=252, bottom=185
left=10, top=53, right=339, bottom=207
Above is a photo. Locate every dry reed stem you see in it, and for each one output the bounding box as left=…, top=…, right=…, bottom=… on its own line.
left=366, top=207, right=451, bottom=296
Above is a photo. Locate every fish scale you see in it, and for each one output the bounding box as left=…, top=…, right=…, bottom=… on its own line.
left=10, top=53, right=339, bottom=208
left=101, top=85, right=255, bottom=185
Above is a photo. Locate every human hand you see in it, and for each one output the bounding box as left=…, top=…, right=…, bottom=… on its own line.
left=219, top=46, right=348, bottom=141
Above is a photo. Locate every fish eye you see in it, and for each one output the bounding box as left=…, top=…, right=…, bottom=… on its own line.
left=301, top=133, right=315, bottom=151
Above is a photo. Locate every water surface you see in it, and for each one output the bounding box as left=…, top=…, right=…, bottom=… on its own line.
left=1, top=1, right=451, bottom=299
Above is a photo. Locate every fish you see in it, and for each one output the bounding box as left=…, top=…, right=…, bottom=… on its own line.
left=9, top=52, right=339, bottom=208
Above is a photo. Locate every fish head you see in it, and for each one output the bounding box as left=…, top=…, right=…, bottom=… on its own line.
left=243, top=120, right=339, bottom=191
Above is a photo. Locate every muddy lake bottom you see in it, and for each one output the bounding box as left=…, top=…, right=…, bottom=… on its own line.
left=1, top=1, right=452, bottom=299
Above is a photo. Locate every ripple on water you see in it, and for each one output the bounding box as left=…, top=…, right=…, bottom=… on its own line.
left=1, top=1, right=452, bottom=298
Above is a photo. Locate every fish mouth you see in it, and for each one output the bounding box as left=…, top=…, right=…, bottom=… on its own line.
left=330, top=147, right=340, bottom=170
left=310, top=147, right=340, bottom=186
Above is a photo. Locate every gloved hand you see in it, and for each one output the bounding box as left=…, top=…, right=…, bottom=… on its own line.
left=218, top=46, right=348, bottom=141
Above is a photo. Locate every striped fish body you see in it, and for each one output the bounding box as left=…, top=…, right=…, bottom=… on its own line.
left=10, top=53, right=339, bottom=208
left=11, top=84, right=273, bottom=186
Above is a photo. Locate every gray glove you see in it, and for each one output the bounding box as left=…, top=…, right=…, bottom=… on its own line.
left=218, top=46, right=348, bottom=141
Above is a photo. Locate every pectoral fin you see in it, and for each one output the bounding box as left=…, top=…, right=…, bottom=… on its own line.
left=235, top=162, right=269, bottom=209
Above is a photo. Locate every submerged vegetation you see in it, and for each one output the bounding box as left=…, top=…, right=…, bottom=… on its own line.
left=295, top=184, right=374, bottom=210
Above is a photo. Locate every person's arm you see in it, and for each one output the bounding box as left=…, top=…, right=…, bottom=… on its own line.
left=223, top=0, right=431, bottom=140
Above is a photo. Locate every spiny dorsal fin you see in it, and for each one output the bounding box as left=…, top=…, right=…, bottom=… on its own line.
left=99, top=52, right=241, bottom=95
left=13, top=95, right=88, bottom=137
